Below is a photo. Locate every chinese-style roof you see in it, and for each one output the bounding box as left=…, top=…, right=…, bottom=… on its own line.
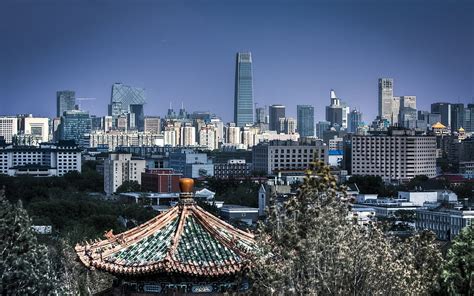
left=75, top=179, right=256, bottom=277
left=432, top=122, right=446, bottom=129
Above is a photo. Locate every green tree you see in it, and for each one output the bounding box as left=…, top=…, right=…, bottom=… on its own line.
left=0, top=187, right=61, bottom=295
left=116, top=180, right=142, bottom=193
left=442, top=225, right=474, bottom=295
left=252, top=162, right=442, bottom=295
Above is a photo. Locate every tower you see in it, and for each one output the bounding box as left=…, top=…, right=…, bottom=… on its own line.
left=56, top=90, right=76, bottom=117
left=378, top=78, right=394, bottom=123
left=234, top=52, right=254, bottom=127
left=269, top=105, right=286, bottom=131
left=297, top=105, right=315, bottom=137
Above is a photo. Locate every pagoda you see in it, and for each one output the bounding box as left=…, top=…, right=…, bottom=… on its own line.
left=75, top=178, right=257, bottom=295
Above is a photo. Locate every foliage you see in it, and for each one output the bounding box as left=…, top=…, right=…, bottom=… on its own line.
left=346, top=175, right=396, bottom=196
left=0, top=187, right=61, bottom=295
left=116, top=180, right=142, bottom=193
left=442, top=225, right=474, bottom=295
left=203, top=177, right=260, bottom=207
left=252, top=162, right=443, bottom=295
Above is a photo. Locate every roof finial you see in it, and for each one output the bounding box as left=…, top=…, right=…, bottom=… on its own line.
left=179, top=178, right=194, bottom=201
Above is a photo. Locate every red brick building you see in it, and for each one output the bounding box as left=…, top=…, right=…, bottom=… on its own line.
left=141, top=168, right=182, bottom=193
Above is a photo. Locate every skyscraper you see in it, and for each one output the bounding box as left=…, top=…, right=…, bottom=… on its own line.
left=297, top=105, right=315, bottom=137
left=431, top=102, right=451, bottom=127
left=269, top=105, right=286, bottom=131
left=255, top=107, right=266, bottom=124
left=234, top=52, right=254, bottom=127
left=56, top=90, right=76, bottom=117
left=348, top=109, right=362, bottom=133
left=451, top=103, right=465, bottom=132
left=378, top=78, right=394, bottom=123
left=108, top=83, right=146, bottom=119
left=325, top=89, right=349, bottom=129
left=59, top=110, right=91, bottom=147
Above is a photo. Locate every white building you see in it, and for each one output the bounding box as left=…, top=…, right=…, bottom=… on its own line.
left=198, top=125, right=218, bottom=150
left=180, top=126, right=196, bottom=147
left=0, top=116, right=18, bottom=143
left=89, top=131, right=164, bottom=151
left=351, top=129, right=437, bottom=181
left=398, top=191, right=438, bottom=206
left=23, top=116, right=49, bottom=143
left=416, top=207, right=474, bottom=240
left=0, top=141, right=81, bottom=177
left=227, top=124, right=241, bottom=145
left=104, top=153, right=146, bottom=195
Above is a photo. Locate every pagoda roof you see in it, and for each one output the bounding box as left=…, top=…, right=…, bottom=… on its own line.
left=432, top=122, right=446, bottom=129
left=75, top=199, right=256, bottom=277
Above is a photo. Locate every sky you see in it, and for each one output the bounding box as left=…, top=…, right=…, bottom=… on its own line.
left=0, top=0, right=473, bottom=123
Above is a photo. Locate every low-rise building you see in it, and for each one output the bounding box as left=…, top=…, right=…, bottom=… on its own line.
left=416, top=207, right=474, bottom=240
left=220, top=205, right=259, bottom=226
left=0, top=140, right=81, bottom=177
left=398, top=191, right=438, bottom=206
left=214, top=159, right=252, bottom=179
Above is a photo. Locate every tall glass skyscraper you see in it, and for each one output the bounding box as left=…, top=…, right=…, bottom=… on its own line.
left=234, top=52, right=254, bottom=127
left=297, top=105, right=315, bottom=137
left=59, top=110, right=91, bottom=147
left=269, top=105, right=286, bottom=131
left=56, top=90, right=76, bottom=117
left=348, top=109, right=363, bottom=133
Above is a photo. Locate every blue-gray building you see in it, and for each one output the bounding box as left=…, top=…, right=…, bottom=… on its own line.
left=348, top=109, right=363, bottom=133
left=59, top=110, right=91, bottom=147
left=316, top=121, right=331, bottom=139
left=234, top=52, right=254, bottom=127
left=297, top=105, right=315, bottom=137
left=108, top=83, right=146, bottom=120
left=56, top=90, right=76, bottom=117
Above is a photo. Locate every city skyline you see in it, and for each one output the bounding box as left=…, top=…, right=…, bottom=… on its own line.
left=1, top=0, right=473, bottom=122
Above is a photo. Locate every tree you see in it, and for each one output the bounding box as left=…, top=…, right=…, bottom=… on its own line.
left=116, top=180, right=142, bottom=193
left=0, top=187, right=61, bottom=295
left=251, top=161, right=442, bottom=295
left=442, top=225, right=474, bottom=295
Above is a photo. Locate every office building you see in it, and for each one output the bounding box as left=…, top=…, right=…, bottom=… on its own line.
left=104, top=153, right=146, bottom=195
left=297, top=105, right=315, bottom=137
left=279, top=117, right=297, bottom=134
left=416, top=207, right=474, bottom=241
left=56, top=90, right=76, bottom=117
left=141, top=168, right=182, bottom=193
left=465, top=104, right=474, bottom=132
left=351, top=129, right=437, bottom=181
left=59, top=110, right=91, bottom=147
left=169, top=149, right=213, bottom=178
left=0, top=141, right=81, bottom=177
left=431, top=102, right=451, bottom=127
left=108, top=83, right=146, bottom=119
left=144, top=116, right=161, bottom=134
left=214, top=159, right=252, bottom=179
left=0, top=116, right=18, bottom=143
left=450, top=103, right=465, bottom=132
left=226, top=123, right=241, bottom=145
left=180, top=125, right=196, bottom=146
left=316, top=121, right=331, bottom=139
left=269, top=105, right=286, bottom=131
left=348, top=109, right=362, bottom=133
left=234, top=52, right=254, bottom=127
left=252, top=139, right=328, bottom=175
left=325, top=89, right=349, bottom=129
left=378, top=78, right=394, bottom=123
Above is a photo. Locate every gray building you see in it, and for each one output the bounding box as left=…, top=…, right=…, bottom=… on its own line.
left=252, top=139, right=328, bottom=175
left=416, top=207, right=474, bottom=241
left=378, top=78, right=394, bottom=124
left=255, top=107, right=266, bottom=124
left=348, top=109, right=362, bottom=133
left=269, top=105, right=286, bottom=132
left=297, top=105, right=315, bottom=137
left=169, top=149, right=211, bottom=175
left=316, top=121, right=331, bottom=138
left=234, top=52, right=254, bottom=127
left=144, top=116, right=161, bottom=134
left=56, top=90, right=76, bottom=117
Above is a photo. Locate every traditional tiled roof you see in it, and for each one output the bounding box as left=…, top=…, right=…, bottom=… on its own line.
left=75, top=179, right=256, bottom=277
left=432, top=122, right=446, bottom=129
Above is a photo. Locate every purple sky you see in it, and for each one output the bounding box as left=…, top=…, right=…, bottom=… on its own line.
left=1, top=0, right=473, bottom=123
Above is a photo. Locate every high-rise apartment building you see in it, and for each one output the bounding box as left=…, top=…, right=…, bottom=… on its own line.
left=104, top=153, right=146, bottom=195
left=431, top=103, right=451, bottom=128
left=22, top=116, right=49, bottom=143
left=59, top=110, right=91, bottom=147
left=108, top=83, right=146, bottom=119
left=198, top=125, right=218, bottom=150
left=226, top=123, right=241, bottom=145
left=234, top=52, right=254, bottom=127
left=351, top=129, right=437, bottom=181
left=378, top=78, right=394, bottom=123
left=180, top=125, right=196, bottom=147
left=297, top=105, right=315, bottom=137
left=144, top=116, right=161, bottom=134
left=56, top=90, right=76, bottom=117
left=269, top=105, right=286, bottom=132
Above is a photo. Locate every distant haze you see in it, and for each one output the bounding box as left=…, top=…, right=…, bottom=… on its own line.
left=1, top=0, right=472, bottom=123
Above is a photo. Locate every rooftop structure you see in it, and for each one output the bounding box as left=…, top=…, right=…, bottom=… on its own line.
left=76, top=178, right=257, bottom=294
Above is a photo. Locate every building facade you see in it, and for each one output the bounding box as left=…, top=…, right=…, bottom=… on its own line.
left=108, top=83, right=146, bottom=119
left=214, top=159, right=252, bottom=179
left=59, top=110, right=91, bottom=147
left=0, top=117, right=18, bottom=143
left=351, top=129, right=437, bottom=181
left=416, top=207, right=474, bottom=241
left=269, top=105, right=286, bottom=132
left=252, top=139, right=328, bottom=175
left=141, top=168, right=182, bottom=193
left=234, top=52, right=254, bottom=127
left=378, top=78, right=394, bottom=123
